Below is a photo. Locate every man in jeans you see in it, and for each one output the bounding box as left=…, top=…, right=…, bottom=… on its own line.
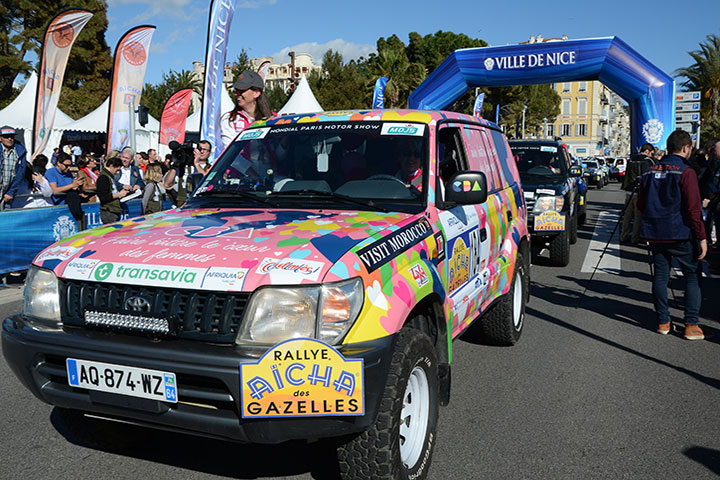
left=637, top=130, right=707, bottom=340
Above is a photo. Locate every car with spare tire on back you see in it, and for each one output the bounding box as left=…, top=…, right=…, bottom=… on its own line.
left=509, top=139, right=582, bottom=267
left=3, top=109, right=530, bottom=480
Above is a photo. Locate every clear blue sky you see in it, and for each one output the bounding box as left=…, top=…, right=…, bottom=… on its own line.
left=102, top=0, right=717, bottom=89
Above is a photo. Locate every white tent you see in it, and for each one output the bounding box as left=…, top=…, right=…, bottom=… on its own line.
left=60, top=97, right=160, bottom=154
left=277, top=75, right=323, bottom=116
left=0, top=72, right=75, bottom=157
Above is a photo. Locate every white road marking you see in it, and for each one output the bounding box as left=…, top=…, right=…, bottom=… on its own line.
left=581, top=211, right=621, bottom=274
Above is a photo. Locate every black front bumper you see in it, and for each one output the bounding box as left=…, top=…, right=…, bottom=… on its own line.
left=2, top=315, right=395, bottom=444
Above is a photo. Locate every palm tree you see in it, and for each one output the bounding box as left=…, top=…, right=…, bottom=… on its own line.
left=367, top=47, right=426, bottom=108
left=675, top=34, right=720, bottom=119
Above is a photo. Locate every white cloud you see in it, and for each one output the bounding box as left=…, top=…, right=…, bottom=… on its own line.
left=269, top=39, right=376, bottom=65
left=151, top=28, right=194, bottom=54
left=109, top=0, right=195, bottom=24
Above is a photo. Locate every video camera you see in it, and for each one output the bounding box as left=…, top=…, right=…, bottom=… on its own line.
left=168, top=140, right=197, bottom=170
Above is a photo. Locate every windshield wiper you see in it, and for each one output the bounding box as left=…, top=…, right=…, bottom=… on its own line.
left=194, top=188, right=278, bottom=207
left=270, top=189, right=390, bottom=213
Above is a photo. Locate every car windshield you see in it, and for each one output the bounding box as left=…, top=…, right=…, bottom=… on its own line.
left=605, top=158, right=616, bottom=166
left=510, top=144, right=567, bottom=178
left=189, top=122, right=428, bottom=213
left=585, top=161, right=599, bottom=168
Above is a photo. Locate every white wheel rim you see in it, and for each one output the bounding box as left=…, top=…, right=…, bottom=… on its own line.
left=399, top=364, right=430, bottom=468
left=513, top=267, right=523, bottom=329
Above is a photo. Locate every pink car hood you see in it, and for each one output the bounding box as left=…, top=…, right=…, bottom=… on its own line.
left=34, top=208, right=415, bottom=291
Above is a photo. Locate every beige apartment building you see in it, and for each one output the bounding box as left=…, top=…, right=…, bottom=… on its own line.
left=549, top=80, right=630, bottom=158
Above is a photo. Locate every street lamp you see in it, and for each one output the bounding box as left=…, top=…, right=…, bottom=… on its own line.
left=521, top=104, right=527, bottom=139
left=543, top=117, right=548, bottom=139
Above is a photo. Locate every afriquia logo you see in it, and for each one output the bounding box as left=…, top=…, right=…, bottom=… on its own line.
left=484, top=57, right=495, bottom=70
left=642, top=119, right=664, bottom=144
left=52, top=215, right=76, bottom=242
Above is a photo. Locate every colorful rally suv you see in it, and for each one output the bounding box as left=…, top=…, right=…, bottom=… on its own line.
left=3, top=110, right=529, bottom=480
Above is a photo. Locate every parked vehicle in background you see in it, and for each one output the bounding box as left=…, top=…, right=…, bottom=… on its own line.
left=583, top=159, right=605, bottom=189
left=570, top=157, right=587, bottom=225
left=610, top=156, right=627, bottom=181
left=510, top=140, right=582, bottom=266
left=3, top=109, right=531, bottom=480
left=595, top=157, right=610, bottom=186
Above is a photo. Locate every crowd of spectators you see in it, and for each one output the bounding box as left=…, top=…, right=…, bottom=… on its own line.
left=0, top=124, right=214, bottom=226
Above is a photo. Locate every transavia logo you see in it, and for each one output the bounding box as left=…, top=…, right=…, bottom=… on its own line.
left=52, top=215, right=76, bottom=242
left=642, top=119, right=664, bottom=144
left=94, top=263, right=114, bottom=281
left=484, top=57, right=495, bottom=70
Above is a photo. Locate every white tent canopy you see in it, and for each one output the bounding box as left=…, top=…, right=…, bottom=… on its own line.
left=277, top=75, right=323, bottom=116
left=0, top=72, right=75, bottom=157
left=59, top=97, right=160, bottom=154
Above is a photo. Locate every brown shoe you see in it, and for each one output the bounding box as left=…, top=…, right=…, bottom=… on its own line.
left=657, top=322, right=671, bottom=335
left=683, top=324, right=705, bottom=341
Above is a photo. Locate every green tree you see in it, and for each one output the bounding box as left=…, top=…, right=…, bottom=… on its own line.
left=407, top=30, right=487, bottom=72
left=308, top=50, right=368, bottom=110
left=675, top=33, right=720, bottom=143
left=0, top=0, right=112, bottom=118
left=142, top=69, right=202, bottom=119
left=229, top=48, right=251, bottom=85
left=365, top=35, right=426, bottom=108
left=482, top=84, right=560, bottom=138
left=265, top=83, right=289, bottom=112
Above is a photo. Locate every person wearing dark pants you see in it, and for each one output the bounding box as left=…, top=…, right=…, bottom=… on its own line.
left=638, top=130, right=707, bottom=340
left=97, top=157, right=128, bottom=224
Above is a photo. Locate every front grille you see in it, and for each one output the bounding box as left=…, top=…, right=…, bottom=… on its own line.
left=60, top=279, right=251, bottom=343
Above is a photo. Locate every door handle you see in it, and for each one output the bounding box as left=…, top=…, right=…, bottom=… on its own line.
left=506, top=210, right=513, bottom=222
left=480, top=228, right=487, bottom=242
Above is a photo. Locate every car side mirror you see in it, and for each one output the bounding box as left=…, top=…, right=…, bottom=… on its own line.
left=444, top=171, right=488, bottom=205
left=569, top=166, right=582, bottom=177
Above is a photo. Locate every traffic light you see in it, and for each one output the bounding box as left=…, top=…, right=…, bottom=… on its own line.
left=138, top=105, right=149, bottom=127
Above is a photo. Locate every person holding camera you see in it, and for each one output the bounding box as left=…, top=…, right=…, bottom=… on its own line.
left=637, top=130, right=707, bottom=340
left=164, top=142, right=194, bottom=207
left=620, top=142, right=655, bottom=245
left=194, top=140, right=212, bottom=175
left=98, top=156, right=129, bottom=224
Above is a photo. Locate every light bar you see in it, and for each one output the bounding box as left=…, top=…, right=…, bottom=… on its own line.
left=84, top=310, right=171, bottom=335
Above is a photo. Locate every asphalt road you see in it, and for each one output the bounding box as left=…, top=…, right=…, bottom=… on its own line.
left=1, top=183, right=718, bottom=479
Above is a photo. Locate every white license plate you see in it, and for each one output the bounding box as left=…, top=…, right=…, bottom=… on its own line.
left=66, top=358, right=178, bottom=403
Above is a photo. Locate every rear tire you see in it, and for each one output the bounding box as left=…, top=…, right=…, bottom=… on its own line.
left=478, top=251, right=527, bottom=346
left=549, top=229, right=570, bottom=267
left=337, top=328, right=438, bottom=480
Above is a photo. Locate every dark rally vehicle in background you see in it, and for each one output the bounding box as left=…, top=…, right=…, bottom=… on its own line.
left=509, top=140, right=582, bottom=267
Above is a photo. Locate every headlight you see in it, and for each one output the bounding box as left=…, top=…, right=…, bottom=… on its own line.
left=237, top=277, right=364, bottom=346
left=534, top=195, right=564, bottom=213
left=23, top=266, right=61, bottom=324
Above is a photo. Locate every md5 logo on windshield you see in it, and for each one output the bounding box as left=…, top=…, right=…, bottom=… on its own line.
left=238, top=127, right=270, bottom=141
left=381, top=123, right=425, bottom=136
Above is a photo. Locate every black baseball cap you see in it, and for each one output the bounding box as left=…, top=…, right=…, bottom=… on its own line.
left=233, top=71, right=264, bottom=91
left=0, top=125, right=16, bottom=137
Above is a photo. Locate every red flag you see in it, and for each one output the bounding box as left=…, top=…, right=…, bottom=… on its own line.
left=159, top=88, right=193, bottom=145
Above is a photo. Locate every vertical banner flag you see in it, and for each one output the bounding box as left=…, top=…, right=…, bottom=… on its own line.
left=372, top=77, right=388, bottom=109
left=200, top=0, right=237, bottom=161
left=159, top=88, right=193, bottom=146
left=32, top=9, right=93, bottom=159
left=106, top=25, right=155, bottom=154
left=473, top=92, right=485, bottom=119
left=257, top=60, right=271, bottom=83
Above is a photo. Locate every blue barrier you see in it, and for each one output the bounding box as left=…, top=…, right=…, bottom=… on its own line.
left=0, top=199, right=174, bottom=275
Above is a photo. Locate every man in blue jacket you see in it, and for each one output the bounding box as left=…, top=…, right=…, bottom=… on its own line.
left=637, top=130, right=707, bottom=340
left=0, top=125, right=27, bottom=205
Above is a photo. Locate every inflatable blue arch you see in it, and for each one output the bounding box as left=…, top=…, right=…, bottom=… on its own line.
left=408, top=36, right=675, bottom=153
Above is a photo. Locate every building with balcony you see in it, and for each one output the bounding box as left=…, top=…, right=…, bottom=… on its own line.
left=249, top=54, right=322, bottom=93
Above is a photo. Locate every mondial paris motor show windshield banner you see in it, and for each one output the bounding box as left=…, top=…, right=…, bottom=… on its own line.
left=107, top=25, right=155, bottom=153
left=200, top=0, right=236, bottom=161
left=32, top=9, right=93, bottom=159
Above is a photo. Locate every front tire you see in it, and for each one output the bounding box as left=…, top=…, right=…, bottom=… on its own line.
left=337, top=328, right=439, bottom=480
left=569, top=211, right=578, bottom=244
left=549, top=229, right=570, bottom=267
left=478, top=250, right=528, bottom=345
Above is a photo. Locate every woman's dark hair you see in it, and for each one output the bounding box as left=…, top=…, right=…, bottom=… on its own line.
left=229, top=89, right=272, bottom=121
left=32, top=154, right=48, bottom=176
left=76, top=155, right=93, bottom=169
left=105, top=157, right=123, bottom=168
